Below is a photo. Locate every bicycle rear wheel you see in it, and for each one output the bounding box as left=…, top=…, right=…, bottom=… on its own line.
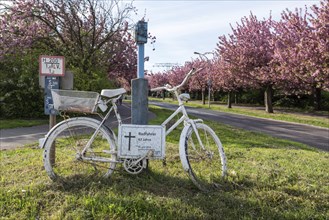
left=43, top=117, right=117, bottom=183
left=179, top=122, right=227, bottom=191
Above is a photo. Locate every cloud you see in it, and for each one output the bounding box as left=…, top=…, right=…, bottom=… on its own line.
left=134, top=1, right=320, bottom=72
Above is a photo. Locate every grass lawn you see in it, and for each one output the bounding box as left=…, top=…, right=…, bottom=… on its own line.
left=149, top=97, right=329, bottom=128
left=0, top=119, right=48, bottom=129
left=1, top=106, right=328, bottom=219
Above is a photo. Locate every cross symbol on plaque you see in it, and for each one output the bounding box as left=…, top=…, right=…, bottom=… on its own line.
left=124, top=132, right=135, bottom=151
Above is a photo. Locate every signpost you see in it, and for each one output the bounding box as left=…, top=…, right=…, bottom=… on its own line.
left=132, top=20, right=148, bottom=125
left=39, top=55, right=65, bottom=129
left=39, top=55, right=65, bottom=163
left=208, top=79, right=212, bottom=108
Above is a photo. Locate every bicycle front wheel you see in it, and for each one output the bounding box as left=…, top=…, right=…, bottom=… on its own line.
left=179, top=122, right=227, bottom=191
left=43, top=117, right=117, bottom=183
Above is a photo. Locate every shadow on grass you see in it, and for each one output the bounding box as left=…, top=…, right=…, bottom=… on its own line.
left=44, top=165, right=302, bottom=219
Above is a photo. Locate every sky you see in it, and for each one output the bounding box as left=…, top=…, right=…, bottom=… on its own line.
left=131, top=0, right=320, bottom=72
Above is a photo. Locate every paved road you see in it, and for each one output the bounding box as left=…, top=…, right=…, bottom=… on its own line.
left=150, top=101, right=329, bottom=151
left=0, top=104, right=155, bottom=150
left=1, top=102, right=328, bottom=151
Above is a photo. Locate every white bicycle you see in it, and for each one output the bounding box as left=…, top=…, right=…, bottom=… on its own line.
left=42, top=68, right=227, bottom=191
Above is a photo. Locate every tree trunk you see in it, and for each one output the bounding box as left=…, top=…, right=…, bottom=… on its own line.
left=202, top=90, right=205, bottom=105
left=227, top=91, right=232, bottom=108
left=265, top=85, right=273, bottom=113
left=311, top=86, right=322, bottom=110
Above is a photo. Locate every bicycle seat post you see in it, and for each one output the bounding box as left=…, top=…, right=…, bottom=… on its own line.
left=111, top=97, right=122, bottom=126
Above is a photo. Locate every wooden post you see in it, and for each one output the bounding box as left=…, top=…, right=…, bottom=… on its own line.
left=49, top=114, right=56, bottom=166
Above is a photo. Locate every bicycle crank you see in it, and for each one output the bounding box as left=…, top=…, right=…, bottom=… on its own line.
left=123, top=158, right=148, bottom=174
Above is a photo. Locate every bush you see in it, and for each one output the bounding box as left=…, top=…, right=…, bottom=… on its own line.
left=0, top=77, right=44, bottom=118
left=0, top=54, right=117, bottom=119
left=72, top=67, right=115, bottom=92
left=273, top=91, right=329, bottom=111
left=0, top=53, right=44, bottom=119
left=211, top=89, right=329, bottom=111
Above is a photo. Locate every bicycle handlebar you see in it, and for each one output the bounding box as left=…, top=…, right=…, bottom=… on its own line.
left=150, top=67, right=203, bottom=92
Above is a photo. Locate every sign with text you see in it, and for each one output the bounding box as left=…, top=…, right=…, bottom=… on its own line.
left=118, top=124, right=165, bottom=159
left=39, top=55, right=65, bottom=76
left=44, top=76, right=59, bottom=115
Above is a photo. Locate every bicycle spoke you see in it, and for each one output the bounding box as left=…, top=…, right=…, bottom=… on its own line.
left=183, top=123, right=226, bottom=191
left=43, top=118, right=117, bottom=183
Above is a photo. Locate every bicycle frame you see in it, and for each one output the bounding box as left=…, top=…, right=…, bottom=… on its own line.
left=162, top=104, right=188, bottom=136
left=161, top=90, right=205, bottom=149
left=43, top=66, right=226, bottom=190
left=80, top=97, right=122, bottom=156
left=80, top=68, right=207, bottom=161
left=160, top=90, right=200, bottom=135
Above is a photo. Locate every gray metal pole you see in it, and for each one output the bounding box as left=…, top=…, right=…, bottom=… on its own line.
left=132, top=21, right=148, bottom=125
left=131, top=78, right=148, bottom=125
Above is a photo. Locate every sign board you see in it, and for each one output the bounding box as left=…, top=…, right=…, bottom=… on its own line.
left=39, top=55, right=65, bottom=76
left=44, top=76, right=59, bottom=115
left=118, top=124, right=165, bottom=159
left=39, top=70, right=73, bottom=89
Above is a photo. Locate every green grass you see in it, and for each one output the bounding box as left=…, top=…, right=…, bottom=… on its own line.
left=0, top=119, right=47, bottom=129
left=150, top=97, right=329, bottom=128
left=1, top=106, right=328, bottom=219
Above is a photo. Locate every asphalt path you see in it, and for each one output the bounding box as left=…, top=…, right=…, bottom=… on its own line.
left=0, top=104, right=155, bottom=150
left=1, top=102, right=328, bottom=151
left=150, top=101, right=329, bottom=152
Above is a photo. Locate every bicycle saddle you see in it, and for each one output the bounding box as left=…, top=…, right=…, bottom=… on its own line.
left=101, top=88, right=126, bottom=98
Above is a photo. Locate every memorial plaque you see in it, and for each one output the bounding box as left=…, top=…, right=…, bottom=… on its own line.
left=118, top=124, right=165, bottom=159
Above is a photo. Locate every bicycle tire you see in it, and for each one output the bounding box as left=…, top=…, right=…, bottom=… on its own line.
left=179, top=122, right=227, bottom=191
left=43, top=117, right=117, bottom=183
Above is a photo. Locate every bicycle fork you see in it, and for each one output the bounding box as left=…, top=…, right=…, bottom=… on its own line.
left=186, top=119, right=206, bottom=151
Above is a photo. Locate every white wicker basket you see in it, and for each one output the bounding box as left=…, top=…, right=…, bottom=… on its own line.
left=51, top=89, right=100, bottom=113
